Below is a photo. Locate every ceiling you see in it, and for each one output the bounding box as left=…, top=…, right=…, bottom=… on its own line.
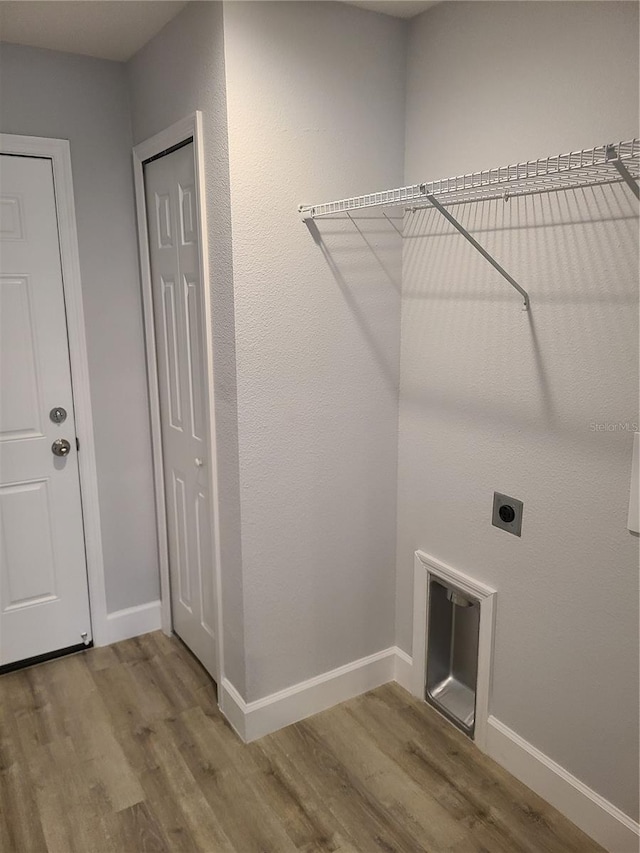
left=0, top=1, right=439, bottom=63
left=344, top=1, right=437, bottom=17
left=0, top=1, right=189, bottom=62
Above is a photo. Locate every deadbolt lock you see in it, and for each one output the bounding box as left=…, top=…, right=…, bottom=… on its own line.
left=50, top=406, right=67, bottom=424
left=52, top=438, right=71, bottom=457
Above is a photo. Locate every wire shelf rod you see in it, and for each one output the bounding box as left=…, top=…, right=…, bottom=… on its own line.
left=299, top=139, right=638, bottom=311
left=298, top=139, right=639, bottom=221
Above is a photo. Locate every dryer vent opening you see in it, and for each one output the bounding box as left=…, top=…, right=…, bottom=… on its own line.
left=426, top=578, right=480, bottom=737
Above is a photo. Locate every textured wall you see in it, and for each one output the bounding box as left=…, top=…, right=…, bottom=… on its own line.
left=223, top=1, right=406, bottom=701
left=0, top=43, right=159, bottom=613
left=399, top=1, right=639, bottom=818
left=127, top=1, right=246, bottom=693
left=14, top=7, right=635, bottom=820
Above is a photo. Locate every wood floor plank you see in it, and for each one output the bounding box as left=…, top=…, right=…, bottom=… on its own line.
left=0, top=688, right=26, bottom=773
left=0, top=756, right=49, bottom=853
left=26, top=736, right=112, bottom=853
left=306, top=705, right=467, bottom=851
left=166, top=707, right=300, bottom=853
left=161, top=643, right=220, bottom=718
left=138, top=767, right=203, bottom=852
left=144, top=652, right=199, bottom=713
left=102, top=801, right=171, bottom=853
left=92, top=665, right=206, bottom=852
left=83, top=643, right=119, bottom=673
left=66, top=689, right=145, bottom=812
left=247, top=734, right=356, bottom=852
left=273, top=720, right=430, bottom=853
left=1, top=668, right=61, bottom=751
left=163, top=643, right=220, bottom=717
left=111, top=635, right=156, bottom=665
left=91, top=662, right=162, bottom=775
left=361, top=684, right=604, bottom=853
left=344, top=692, right=525, bottom=852
left=0, top=632, right=607, bottom=853
left=125, top=657, right=181, bottom=722
left=142, top=717, right=238, bottom=853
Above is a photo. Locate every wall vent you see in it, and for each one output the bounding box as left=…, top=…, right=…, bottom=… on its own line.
left=412, top=551, right=497, bottom=749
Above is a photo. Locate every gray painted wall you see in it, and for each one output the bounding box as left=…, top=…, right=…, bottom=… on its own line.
left=127, top=1, right=246, bottom=692
left=398, top=1, right=639, bottom=818
left=129, top=0, right=406, bottom=702
left=222, top=1, right=405, bottom=701
left=3, top=1, right=636, bottom=819
left=0, top=43, right=159, bottom=613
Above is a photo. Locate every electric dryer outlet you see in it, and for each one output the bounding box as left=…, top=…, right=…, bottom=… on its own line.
left=492, top=492, right=523, bottom=537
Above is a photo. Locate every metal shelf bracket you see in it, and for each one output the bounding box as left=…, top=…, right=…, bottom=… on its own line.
left=606, top=145, right=640, bottom=199
left=299, top=140, right=639, bottom=310
left=422, top=193, right=530, bottom=310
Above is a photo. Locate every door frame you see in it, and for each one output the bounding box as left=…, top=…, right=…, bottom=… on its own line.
left=132, top=112, right=223, bottom=684
left=0, top=133, right=109, bottom=644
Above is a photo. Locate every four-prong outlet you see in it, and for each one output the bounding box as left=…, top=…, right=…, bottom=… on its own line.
left=492, top=492, right=523, bottom=537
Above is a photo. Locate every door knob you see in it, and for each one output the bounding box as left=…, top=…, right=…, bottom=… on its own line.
left=194, top=457, right=204, bottom=468
left=52, top=438, right=71, bottom=457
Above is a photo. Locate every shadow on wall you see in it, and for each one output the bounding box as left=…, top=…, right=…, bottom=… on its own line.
left=306, top=212, right=402, bottom=396
left=400, top=182, right=638, bottom=454
left=297, top=211, right=402, bottom=659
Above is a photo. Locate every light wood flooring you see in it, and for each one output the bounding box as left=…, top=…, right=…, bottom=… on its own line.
left=0, top=631, right=604, bottom=853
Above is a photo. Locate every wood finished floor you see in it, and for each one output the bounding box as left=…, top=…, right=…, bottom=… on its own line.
left=0, top=631, right=604, bottom=853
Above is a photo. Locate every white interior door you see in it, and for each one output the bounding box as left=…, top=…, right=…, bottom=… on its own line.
left=0, top=153, right=92, bottom=666
left=144, top=142, right=217, bottom=678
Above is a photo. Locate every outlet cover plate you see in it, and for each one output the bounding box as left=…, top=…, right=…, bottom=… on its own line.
left=492, top=492, right=523, bottom=537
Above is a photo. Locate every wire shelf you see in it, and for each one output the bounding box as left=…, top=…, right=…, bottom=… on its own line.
left=299, top=139, right=639, bottom=219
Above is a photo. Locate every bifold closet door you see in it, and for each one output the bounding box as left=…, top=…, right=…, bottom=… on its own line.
left=144, top=142, right=217, bottom=679
left=0, top=153, right=92, bottom=667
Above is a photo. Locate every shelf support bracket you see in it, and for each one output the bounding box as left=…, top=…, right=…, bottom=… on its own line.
left=606, top=145, right=640, bottom=199
left=424, top=194, right=530, bottom=310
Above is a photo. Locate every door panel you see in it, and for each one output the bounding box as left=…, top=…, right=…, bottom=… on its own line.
left=161, top=276, right=183, bottom=430
left=0, top=154, right=92, bottom=665
left=0, top=275, right=43, bottom=438
left=172, top=469, right=191, bottom=610
left=144, top=143, right=217, bottom=678
left=185, top=275, right=205, bottom=441
left=1, top=479, right=57, bottom=607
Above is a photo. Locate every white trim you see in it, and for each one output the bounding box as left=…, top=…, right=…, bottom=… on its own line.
left=132, top=113, right=224, bottom=685
left=133, top=143, right=171, bottom=637
left=102, top=601, right=162, bottom=645
left=393, top=646, right=413, bottom=692
left=486, top=716, right=640, bottom=853
left=412, top=550, right=496, bottom=750
left=0, top=133, right=109, bottom=645
left=220, top=647, right=401, bottom=743
left=218, top=640, right=638, bottom=853
left=218, top=679, right=250, bottom=742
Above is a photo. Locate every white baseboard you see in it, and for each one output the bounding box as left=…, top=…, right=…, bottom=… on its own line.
left=218, top=679, right=250, bottom=741
left=486, top=716, right=640, bottom=853
left=220, top=645, right=637, bottom=853
left=220, top=646, right=401, bottom=743
left=394, top=646, right=413, bottom=692
left=396, top=650, right=637, bottom=853
left=99, top=600, right=162, bottom=646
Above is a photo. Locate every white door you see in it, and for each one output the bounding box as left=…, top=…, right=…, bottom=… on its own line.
left=0, top=154, right=92, bottom=667
left=144, top=142, right=217, bottom=678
